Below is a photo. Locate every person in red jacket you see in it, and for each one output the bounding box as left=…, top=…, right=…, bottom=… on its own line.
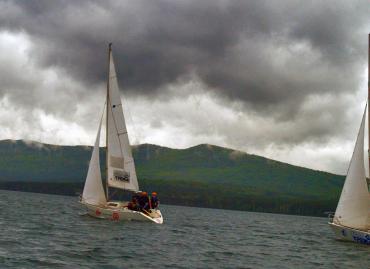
left=128, top=196, right=139, bottom=211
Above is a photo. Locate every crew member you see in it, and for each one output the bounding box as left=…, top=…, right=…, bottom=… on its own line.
left=151, top=192, right=159, bottom=208
left=138, top=191, right=150, bottom=211
left=128, top=196, right=139, bottom=211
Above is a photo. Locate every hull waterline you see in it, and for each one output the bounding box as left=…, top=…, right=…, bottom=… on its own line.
left=329, top=222, right=370, bottom=245
left=80, top=201, right=163, bottom=224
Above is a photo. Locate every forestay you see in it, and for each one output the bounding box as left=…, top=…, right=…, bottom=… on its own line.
left=82, top=116, right=106, bottom=205
left=106, top=49, right=139, bottom=192
left=334, top=106, right=370, bottom=230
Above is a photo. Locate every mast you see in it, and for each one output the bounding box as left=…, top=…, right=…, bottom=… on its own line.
left=106, top=42, right=112, bottom=201
left=368, top=34, right=370, bottom=173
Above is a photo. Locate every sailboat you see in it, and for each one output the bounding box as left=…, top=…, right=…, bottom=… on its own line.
left=329, top=34, right=370, bottom=243
left=79, top=43, right=163, bottom=224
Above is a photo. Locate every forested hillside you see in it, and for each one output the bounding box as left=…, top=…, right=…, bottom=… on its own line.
left=0, top=140, right=344, bottom=216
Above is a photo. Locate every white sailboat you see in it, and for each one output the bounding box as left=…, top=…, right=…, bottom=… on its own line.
left=329, top=34, right=370, bottom=243
left=80, top=43, right=163, bottom=224
left=329, top=106, right=370, bottom=244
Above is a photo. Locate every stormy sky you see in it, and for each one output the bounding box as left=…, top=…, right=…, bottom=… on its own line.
left=0, top=0, right=369, bottom=174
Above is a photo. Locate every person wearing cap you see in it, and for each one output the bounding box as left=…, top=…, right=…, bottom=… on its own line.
left=138, top=191, right=149, bottom=211
left=151, top=192, right=159, bottom=209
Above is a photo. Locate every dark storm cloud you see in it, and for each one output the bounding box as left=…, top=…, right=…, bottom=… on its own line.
left=1, top=0, right=367, bottom=111
left=0, top=0, right=369, bottom=174
left=0, top=0, right=369, bottom=139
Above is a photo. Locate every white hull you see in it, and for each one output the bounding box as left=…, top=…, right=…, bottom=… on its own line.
left=80, top=201, right=163, bottom=224
left=329, top=222, right=370, bottom=245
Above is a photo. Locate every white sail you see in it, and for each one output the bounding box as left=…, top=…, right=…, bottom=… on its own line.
left=334, top=106, right=370, bottom=230
left=106, top=48, right=139, bottom=192
left=82, top=116, right=106, bottom=205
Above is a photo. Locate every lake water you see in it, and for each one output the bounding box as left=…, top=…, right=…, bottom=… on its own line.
left=0, top=190, right=369, bottom=268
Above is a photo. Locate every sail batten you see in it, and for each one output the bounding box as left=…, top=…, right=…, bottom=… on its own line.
left=82, top=115, right=106, bottom=205
left=106, top=48, right=139, bottom=192
left=334, top=105, right=370, bottom=230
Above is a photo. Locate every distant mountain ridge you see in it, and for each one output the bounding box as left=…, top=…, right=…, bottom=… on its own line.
left=0, top=139, right=344, bottom=216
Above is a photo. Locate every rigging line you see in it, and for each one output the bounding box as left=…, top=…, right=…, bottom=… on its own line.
left=107, top=95, right=126, bottom=163
left=94, top=100, right=106, bottom=145
left=107, top=97, right=136, bottom=192
left=108, top=188, right=118, bottom=201
left=121, top=92, right=140, bottom=147
left=107, top=99, right=129, bottom=190
left=107, top=89, right=138, bottom=189
left=101, top=100, right=107, bottom=123
left=121, top=94, right=140, bottom=189
left=101, top=102, right=107, bottom=157
left=343, top=104, right=367, bottom=178
left=118, top=131, right=128, bottom=136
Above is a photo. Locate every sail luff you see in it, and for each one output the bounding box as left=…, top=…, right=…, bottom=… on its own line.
left=105, top=43, right=111, bottom=201
left=82, top=114, right=106, bottom=205
left=368, top=33, right=370, bottom=173
left=106, top=46, right=139, bottom=192
left=334, top=105, right=370, bottom=230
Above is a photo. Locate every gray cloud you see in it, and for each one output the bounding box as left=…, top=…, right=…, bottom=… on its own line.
left=1, top=1, right=368, bottom=107
left=0, top=0, right=369, bottom=173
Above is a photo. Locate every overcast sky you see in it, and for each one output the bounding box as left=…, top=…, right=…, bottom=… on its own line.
left=0, top=0, right=369, bottom=174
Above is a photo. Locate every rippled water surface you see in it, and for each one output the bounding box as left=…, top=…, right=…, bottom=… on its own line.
left=0, top=190, right=370, bottom=268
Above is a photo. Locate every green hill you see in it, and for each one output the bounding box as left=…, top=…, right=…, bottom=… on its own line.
left=0, top=140, right=345, bottom=216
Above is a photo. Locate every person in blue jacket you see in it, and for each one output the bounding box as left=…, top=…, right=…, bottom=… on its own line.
left=138, top=191, right=150, bottom=211
left=151, top=192, right=159, bottom=209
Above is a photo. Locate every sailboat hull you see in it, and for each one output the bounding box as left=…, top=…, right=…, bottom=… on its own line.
left=329, top=222, right=370, bottom=245
left=80, top=201, right=163, bottom=224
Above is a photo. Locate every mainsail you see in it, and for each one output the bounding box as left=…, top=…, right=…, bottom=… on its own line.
left=334, top=105, right=370, bottom=230
left=106, top=46, right=139, bottom=192
left=82, top=116, right=106, bottom=205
